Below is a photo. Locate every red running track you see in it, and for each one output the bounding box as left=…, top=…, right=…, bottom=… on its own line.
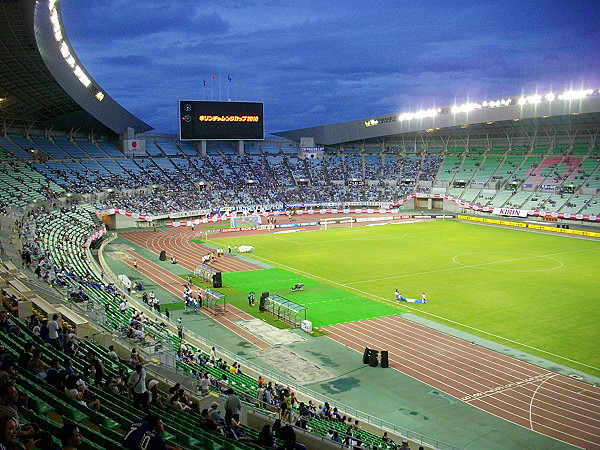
left=121, top=228, right=261, bottom=273
left=121, top=248, right=271, bottom=350
left=324, top=316, right=600, bottom=449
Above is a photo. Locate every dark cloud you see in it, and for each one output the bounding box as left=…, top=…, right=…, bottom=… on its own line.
left=59, top=0, right=600, bottom=135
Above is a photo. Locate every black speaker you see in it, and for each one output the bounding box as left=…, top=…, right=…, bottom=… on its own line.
left=380, top=350, right=389, bottom=368
left=159, top=250, right=166, bottom=261
left=212, top=272, right=222, bottom=288
left=362, top=347, right=371, bottom=364
left=259, top=298, right=266, bottom=312
left=369, top=350, right=379, bottom=367
left=261, top=291, right=269, bottom=300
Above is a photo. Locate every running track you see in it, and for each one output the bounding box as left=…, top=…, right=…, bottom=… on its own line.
left=119, top=230, right=271, bottom=349
left=120, top=228, right=600, bottom=449
left=324, top=316, right=600, bottom=449
left=121, top=228, right=261, bottom=273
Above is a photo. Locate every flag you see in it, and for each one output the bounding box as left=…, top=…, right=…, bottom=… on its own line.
left=211, top=75, right=215, bottom=80
left=203, top=80, right=206, bottom=86
left=228, top=74, right=232, bottom=82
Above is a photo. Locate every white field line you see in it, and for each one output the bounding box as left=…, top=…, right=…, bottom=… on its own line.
left=245, top=252, right=600, bottom=372
left=346, top=247, right=597, bottom=284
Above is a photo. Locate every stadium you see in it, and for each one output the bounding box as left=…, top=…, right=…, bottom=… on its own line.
left=0, top=1, right=598, bottom=450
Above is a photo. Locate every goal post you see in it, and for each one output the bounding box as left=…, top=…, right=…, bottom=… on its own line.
left=321, top=216, right=354, bottom=230
left=230, top=213, right=262, bottom=228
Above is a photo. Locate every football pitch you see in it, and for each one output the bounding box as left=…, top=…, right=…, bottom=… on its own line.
left=216, top=219, right=600, bottom=377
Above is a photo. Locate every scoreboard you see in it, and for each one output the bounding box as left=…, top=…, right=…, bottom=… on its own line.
left=179, top=100, right=264, bottom=140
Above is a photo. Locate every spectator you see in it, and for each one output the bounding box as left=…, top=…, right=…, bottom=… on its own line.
left=129, top=348, right=141, bottom=367
left=224, top=388, right=241, bottom=423
left=271, top=419, right=283, bottom=440
left=147, top=380, right=165, bottom=410
left=199, top=408, right=221, bottom=433
left=0, top=311, right=20, bottom=336
left=331, top=431, right=340, bottom=442
left=0, top=383, right=53, bottom=450
left=0, top=416, right=36, bottom=450
left=47, top=314, right=60, bottom=349
left=275, top=425, right=306, bottom=450
left=297, top=402, right=310, bottom=430
left=107, top=345, right=120, bottom=362
left=27, top=349, right=49, bottom=380
left=58, top=423, right=82, bottom=450
left=209, top=402, right=224, bottom=426
left=64, top=375, right=100, bottom=410
left=89, top=351, right=105, bottom=387
left=128, top=364, right=149, bottom=414
left=123, top=415, right=181, bottom=450
left=223, top=417, right=248, bottom=442
left=255, top=424, right=274, bottom=448
left=46, top=359, right=62, bottom=388
left=66, top=330, right=82, bottom=356
left=17, top=342, right=33, bottom=371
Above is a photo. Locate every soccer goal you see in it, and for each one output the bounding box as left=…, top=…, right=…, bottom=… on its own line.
left=321, top=216, right=354, bottom=230
left=230, top=213, right=261, bottom=228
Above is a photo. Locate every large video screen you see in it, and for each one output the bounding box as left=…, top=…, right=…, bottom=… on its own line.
left=179, top=101, right=264, bottom=140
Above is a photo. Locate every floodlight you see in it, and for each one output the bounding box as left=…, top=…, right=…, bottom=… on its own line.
left=545, top=93, right=555, bottom=102
left=518, top=97, right=527, bottom=105
left=529, top=94, right=542, bottom=104
left=60, top=42, right=70, bottom=58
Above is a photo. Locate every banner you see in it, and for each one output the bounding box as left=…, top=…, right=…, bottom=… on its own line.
left=492, top=208, right=527, bottom=218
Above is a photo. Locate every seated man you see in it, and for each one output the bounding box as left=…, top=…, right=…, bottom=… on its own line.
left=199, top=408, right=222, bottom=433
left=123, top=415, right=181, bottom=450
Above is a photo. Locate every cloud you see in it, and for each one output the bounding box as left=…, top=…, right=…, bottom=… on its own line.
left=58, top=0, right=600, bottom=135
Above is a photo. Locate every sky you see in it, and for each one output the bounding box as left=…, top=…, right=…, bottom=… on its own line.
left=59, top=0, right=600, bottom=137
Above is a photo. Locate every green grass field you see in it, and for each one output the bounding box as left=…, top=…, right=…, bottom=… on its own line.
left=208, top=220, right=600, bottom=376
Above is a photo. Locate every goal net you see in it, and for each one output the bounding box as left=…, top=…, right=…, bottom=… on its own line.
left=230, top=213, right=262, bottom=228
left=321, top=216, right=354, bottom=230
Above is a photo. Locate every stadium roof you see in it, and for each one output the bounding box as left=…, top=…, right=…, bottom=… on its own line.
left=0, top=0, right=152, bottom=135
left=274, top=90, right=600, bottom=146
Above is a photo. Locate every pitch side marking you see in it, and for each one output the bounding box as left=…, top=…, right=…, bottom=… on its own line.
left=245, top=253, right=600, bottom=372
left=346, top=247, right=595, bottom=284
left=452, top=252, right=564, bottom=272
left=460, top=372, right=554, bottom=401
left=529, top=373, right=559, bottom=431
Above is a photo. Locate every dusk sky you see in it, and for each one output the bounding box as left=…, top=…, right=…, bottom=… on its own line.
left=60, top=1, right=600, bottom=137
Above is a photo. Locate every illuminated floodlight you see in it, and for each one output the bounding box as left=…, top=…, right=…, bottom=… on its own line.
left=48, top=0, right=105, bottom=99
left=518, top=97, right=527, bottom=105
left=529, top=94, right=542, bottom=104
left=451, top=102, right=482, bottom=114
left=545, top=93, right=555, bottom=102
left=414, top=108, right=438, bottom=119
left=558, top=89, right=594, bottom=101
left=60, top=42, right=70, bottom=58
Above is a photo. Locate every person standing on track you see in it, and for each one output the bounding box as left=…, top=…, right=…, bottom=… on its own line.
left=133, top=259, right=138, bottom=269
